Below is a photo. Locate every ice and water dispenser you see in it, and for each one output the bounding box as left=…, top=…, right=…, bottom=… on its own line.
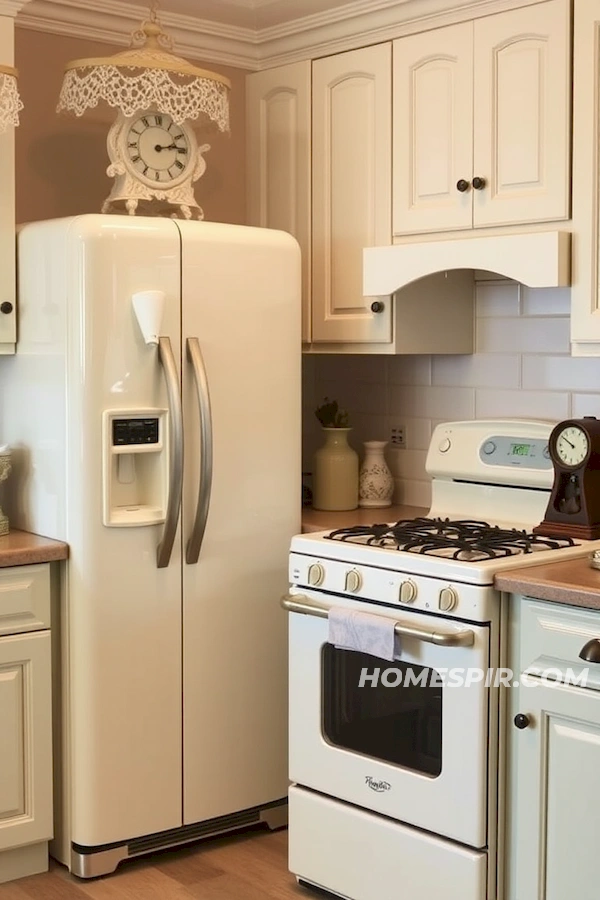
left=102, top=409, right=168, bottom=526
left=102, top=289, right=172, bottom=527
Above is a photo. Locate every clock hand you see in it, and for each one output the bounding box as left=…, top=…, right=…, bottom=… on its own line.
left=563, top=437, right=576, bottom=450
left=154, top=143, right=178, bottom=152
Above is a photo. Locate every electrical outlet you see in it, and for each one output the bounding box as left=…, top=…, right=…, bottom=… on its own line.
left=391, top=426, right=406, bottom=448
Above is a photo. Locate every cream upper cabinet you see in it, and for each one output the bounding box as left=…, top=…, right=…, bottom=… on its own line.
left=246, top=62, right=311, bottom=342
left=393, top=0, right=571, bottom=236
left=312, top=45, right=392, bottom=344
left=571, top=0, right=600, bottom=355
left=0, top=14, right=16, bottom=354
left=393, top=23, right=473, bottom=235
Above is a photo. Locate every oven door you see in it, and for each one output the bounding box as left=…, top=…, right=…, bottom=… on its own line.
left=287, top=589, right=491, bottom=848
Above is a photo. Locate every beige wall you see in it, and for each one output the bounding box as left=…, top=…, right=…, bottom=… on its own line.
left=14, top=29, right=247, bottom=225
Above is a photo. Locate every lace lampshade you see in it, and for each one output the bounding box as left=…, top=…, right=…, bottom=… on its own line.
left=56, top=3, right=230, bottom=130
left=0, top=65, right=23, bottom=131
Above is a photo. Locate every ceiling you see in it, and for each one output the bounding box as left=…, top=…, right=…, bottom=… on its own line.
left=156, top=0, right=360, bottom=30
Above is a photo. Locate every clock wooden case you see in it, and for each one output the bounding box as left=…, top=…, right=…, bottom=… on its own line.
left=535, top=416, right=600, bottom=539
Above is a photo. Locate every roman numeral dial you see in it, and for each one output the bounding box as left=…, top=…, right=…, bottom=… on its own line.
left=124, top=111, right=192, bottom=184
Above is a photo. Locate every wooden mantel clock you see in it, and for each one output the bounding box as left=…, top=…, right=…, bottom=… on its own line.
left=534, top=417, right=600, bottom=539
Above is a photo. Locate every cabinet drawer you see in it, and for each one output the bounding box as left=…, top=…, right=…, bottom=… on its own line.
left=519, top=599, right=600, bottom=690
left=0, top=565, right=50, bottom=636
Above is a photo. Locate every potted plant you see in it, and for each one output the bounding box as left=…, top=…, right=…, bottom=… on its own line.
left=312, top=398, right=358, bottom=511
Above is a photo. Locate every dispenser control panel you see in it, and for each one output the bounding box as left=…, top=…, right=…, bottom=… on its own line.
left=112, top=418, right=160, bottom=446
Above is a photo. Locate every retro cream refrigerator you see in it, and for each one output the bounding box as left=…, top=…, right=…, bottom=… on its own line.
left=1, top=215, right=301, bottom=876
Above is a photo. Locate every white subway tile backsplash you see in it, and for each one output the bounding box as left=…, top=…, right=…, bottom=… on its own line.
left=520, top=286, right=571, bottom=317
left=432, top=354, right=520, bottom=388
left=388, top=355, right=432, bottom=386
left=571, top=394, right=600, bottom=418
left=475, top=281, right=520, bottom=317
left=387, top=447, right=429, bottom=481
left=315, top=380, right=387, bottom=417
left=385, top=416, right=432, bottom=451
left=389, top=385, right=476, bottom=420
left=475, top=389, right=570, bottom=420
left=304, top=283, right=600, bottom=507
left=522, top=356, right=600, bottom=391
left=396, top=478, right=432, bottom=509
left=476, top=316, right=570, bottom=354
left=315, top=354, right=388, bottom=384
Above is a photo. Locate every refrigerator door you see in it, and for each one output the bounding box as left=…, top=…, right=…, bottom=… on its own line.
left=61, top=216, right=184, bottom=847
left=178, top=220, right=301, bottom=824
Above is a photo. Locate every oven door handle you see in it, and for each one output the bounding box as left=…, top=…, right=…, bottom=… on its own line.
left=281, top=594, right=475, bottom=647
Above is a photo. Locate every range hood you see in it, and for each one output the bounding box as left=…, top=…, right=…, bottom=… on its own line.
left=364, top=231, right=571, bottom=295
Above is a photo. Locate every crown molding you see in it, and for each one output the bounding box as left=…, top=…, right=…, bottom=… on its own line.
left=17, top=0, right=261, bottom=69
left=252, top=0, right=546, bottom=67
left=0, top=0, right=31, bottom=16
left=16, top=0, right=549, bottom=70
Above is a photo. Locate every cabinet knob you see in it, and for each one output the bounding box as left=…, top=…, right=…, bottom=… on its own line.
left=0, top=301, right=13, bottom=314
left=472, top=176, right=486, bottom=191
left=514, top=714, right=530, bottom=730
left=456, top=179, right=470, bottom=193
left=579, top=638, right=600, bottom=663
left=370, top=301, right=385, bottom=314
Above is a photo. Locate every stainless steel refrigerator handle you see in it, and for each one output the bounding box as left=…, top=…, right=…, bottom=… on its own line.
left=185, top=337, right=213, bottom=565
left=157, top=336, right=184, bottom=569
left=281, top=594, right=475, bottom=648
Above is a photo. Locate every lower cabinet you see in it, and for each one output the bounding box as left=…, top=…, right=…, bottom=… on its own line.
left=0, top=564, right=53, bottom=883
left=507, top=597, right=600, bottom=899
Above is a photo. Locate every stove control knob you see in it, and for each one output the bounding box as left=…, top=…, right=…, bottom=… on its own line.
left=308, top=564, right=325, bottom=587
left=439, top=438, right=451, bottom=453
left=345, top=569, right=362, bottom=593
left=439, top=586, right=458, bottom=612
left=483, top=441, right=496, bottom=456
left=399, top=580, right=417, bottom=604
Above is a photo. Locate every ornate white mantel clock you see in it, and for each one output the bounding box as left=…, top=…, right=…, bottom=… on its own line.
left=103, top=110, right=211, bottom=218
left=56, top=1, right=230, bottom=220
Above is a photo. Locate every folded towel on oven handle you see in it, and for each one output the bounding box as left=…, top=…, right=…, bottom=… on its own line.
left=328, top=607, right=401, bottom=661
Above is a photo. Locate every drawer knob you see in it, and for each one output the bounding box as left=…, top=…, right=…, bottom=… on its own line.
left=456, top=179, right=470, bottom=193
left=370, top=301, right=385, bottom=314
left=472, top=176, right=486, bottom=191
left=514, top=714, right=530, bottom=730
left=0, top=301, right=13, bottom=314
left=579, top=638, right=600, bottom=663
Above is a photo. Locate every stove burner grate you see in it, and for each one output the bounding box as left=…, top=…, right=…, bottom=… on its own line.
left=325, top=518, right=577, bottom=561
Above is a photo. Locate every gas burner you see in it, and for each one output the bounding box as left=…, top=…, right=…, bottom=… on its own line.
left=326, top=518, right=577, bottom=561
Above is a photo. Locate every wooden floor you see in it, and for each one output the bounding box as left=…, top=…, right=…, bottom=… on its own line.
left=0, top=829, right=311, bottom=899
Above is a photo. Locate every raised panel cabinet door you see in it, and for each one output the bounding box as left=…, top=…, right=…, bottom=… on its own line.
left=571, top=0, right=600, bottom=354
left=247, top=62, right=311, bottom=342
left=473, top=0, right=571, bottom=228
left=312, top=45, right=392, bottom=344
left=0, top=631, right=52, bottom=851
left=511, top=680, right=600, bottom=900
left=393, top=23, right=474, bottom=235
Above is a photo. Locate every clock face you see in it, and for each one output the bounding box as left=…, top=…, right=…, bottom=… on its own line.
left=554, top=425, right=590, bottom=468
left=125, top=113, right=192, bottom=185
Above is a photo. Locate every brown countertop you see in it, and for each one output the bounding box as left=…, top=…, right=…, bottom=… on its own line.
left=301, top=505, right=428, bottom=534
left=0, top=530, right=69, bottom=568
left=495, top=557, right=600, bottom=610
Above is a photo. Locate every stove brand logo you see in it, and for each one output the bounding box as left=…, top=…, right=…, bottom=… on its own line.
left=365, top=776, right=391, bottom=793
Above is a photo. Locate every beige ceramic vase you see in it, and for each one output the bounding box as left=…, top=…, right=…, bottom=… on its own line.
left=312, top=428, right=359, bottom=511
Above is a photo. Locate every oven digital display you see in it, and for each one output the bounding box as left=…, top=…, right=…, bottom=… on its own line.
left=510, top=443, right=532, bottom=457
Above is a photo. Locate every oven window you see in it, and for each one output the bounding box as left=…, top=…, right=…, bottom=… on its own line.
left=322, top=646, right=442, bottom=777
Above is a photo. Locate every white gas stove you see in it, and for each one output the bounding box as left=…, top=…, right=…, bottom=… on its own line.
left=284, top=419, right=600, bottom=900
left=291, top=418, right=599, bottom=589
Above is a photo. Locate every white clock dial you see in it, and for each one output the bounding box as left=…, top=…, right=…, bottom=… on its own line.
left=555, top=425, right=589, bottom=468
left=125, top=112, right=191, bottom=184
